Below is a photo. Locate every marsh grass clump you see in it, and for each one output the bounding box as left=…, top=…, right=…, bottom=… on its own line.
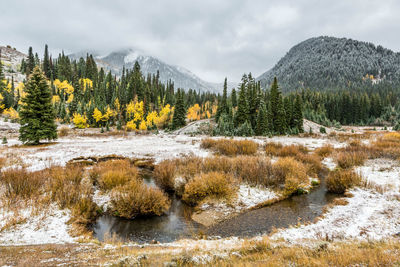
left=110, top=179, right=170, bottom=218
left=58, top=126, right=70, bottom=137
left=231, top=156, right=274, bottom=186
left=90, top=160, right=138, bottom=191
left=153, top=159, right=177, bottom=191
left=273, top=157, right=308, bottom=196
left=336, top=151, right=368, bottom=169
left=264, top=143, right=308, bottom=157
left=314, top=144, right=334, bottom=157
left=201, top=138, right=258, bottom=156
left=48, top=165, right=86, bottom=209
left=327, top=169, right=362, bottom=194
left=0, top=168, right=45, bottom=199
left=182, top=172, right=236, bottom=206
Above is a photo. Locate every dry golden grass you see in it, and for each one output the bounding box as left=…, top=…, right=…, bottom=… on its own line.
left=153, top=159, right=177, bottom=191
left=297, top=153, right=323, bottom=176
left=48, top=165, right=86, bottom=209
left=90, top=159, right=138, bottom=191
left=264, top=143, right=308, bottom=158
left=0, top=240, right=399, bottom=266
left=314, top=144, right=334, bottom=157
left=326, top=169, right=362, bottom=194
left=57, top=126, right=70, bottom=137
left=264, top=142, right=283, bottom=156
left=273, top=157, right=308, bottom=196
left=201, top=138, right=258, bottom=156
left=336, top=151, right=368, bottom=169
left=0, top=168, right=45, bottom=199
left=110, top=179, right=170, bottom=218
left=182, top=172, right=236, bottom=206
left=231, top=156, right=275, bottom=186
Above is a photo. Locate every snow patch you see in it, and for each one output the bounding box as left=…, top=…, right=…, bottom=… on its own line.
left=356, top=159, right=400, bottom=192
left=0, top=204, right=74, bottom=245
left=272, top=188, right=400, bottom=243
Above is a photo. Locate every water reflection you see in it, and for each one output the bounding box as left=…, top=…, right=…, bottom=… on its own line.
left=94, top=171, right=337, bottom=243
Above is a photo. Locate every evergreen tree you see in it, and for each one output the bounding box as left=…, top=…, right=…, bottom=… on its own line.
left=43, top=44, right=51, bottom=78
left=234, top=75, right=249, bottom=126
left=26, top=46, right=35, bottom=76
left=293, top=94, right=304, bottom=133
left=255, top=98, right=268, bottom=136
left=275, top=95, right=287, bottom=134
left=19, top=66, right=57, bottom=144
left=215, top=77, right=229, bottom=122
left=231, top=88, right=237, bottom=108
left=172, top=89, right=186, bottom=129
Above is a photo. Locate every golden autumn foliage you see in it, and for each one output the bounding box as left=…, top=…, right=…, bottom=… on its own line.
left=0, top=93, right=4, bottom=110
left=126, top=100, right=144, bottom=122
left=93, top=107, right=116, bottom=125
left=3, top=107, right=19, bottom=120
left=72, top=113, right=88, bottom=129
left=139, top=120, right=147, bottom=131
left=126, top=120, right=137, bottom=131
left=54, top=79, right=74, bottom=95
left=79, top=78, right=93, bottom=91
left=187, top=103, right=201, bottom=121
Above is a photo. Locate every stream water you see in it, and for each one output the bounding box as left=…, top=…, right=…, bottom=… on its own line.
left=93, top=170, right=337, bottom=243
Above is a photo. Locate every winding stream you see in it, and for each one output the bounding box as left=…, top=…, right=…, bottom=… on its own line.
left=93, top=170, right=337, bottom=243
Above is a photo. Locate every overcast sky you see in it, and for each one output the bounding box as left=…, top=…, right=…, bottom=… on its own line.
left=2, top=0, right=400, bottom=82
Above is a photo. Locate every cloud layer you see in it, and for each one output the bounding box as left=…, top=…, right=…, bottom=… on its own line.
left=2, top=0, right=400, bottom=82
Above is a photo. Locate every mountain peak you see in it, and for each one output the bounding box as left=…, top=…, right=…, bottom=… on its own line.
left=257, top=36, right=400, bottom=91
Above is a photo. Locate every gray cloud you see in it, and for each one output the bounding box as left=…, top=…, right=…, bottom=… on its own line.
left=1, top=0, right=400, bottom=82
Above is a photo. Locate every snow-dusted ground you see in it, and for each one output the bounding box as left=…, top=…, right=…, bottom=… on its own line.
left=1, top=131, right=399, bottom=247
left=356, top=159, right=400, bottom=192
left=0, top=204, right=74, bottom=245
left=2, top=134, right=209, bottom=171
left=200, top=184, right=279, bottom=216
left=272, top=158, right=400, bottom=244
left=272, top=188, right=400, bottom=243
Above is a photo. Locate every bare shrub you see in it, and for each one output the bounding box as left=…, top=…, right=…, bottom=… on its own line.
left=314, top=145, right=334, bottom=157
left=182, top=172, right=236, bottom=206
left=154, top=159, right=177, bottom=191
left=297, top=153, right=323, bottom=176
left=0, top=168, right=45, bottom=199
left=327, top=169, right=362, bottom=194
left=231, top=156, right=274, bottom=186
left=201, top=138, right=258, bottom=156
left=264, top=142, right=283, bottom=156
left=272, top=157, right=308, bottom=196
left=58, top=126, right=70, bottom=137
left=90, top=160, right=138, bottom=191
left=202, top=156, right=232, bottom=174
left=111, top=179, right=170, bottom=218
left=48, top=166, right=85, bottom=208
left=336, top=151, right=368, bottom=169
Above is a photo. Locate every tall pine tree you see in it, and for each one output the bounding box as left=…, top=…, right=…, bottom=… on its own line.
left=234, top=75, right=249, bottom=127
left=19, top=66, right=57, bottom=144
left=215, top=77, right=229, bottom=122
left=172, top=89, right=186, bottom=129
left=43, top=44, right=51, bottom=78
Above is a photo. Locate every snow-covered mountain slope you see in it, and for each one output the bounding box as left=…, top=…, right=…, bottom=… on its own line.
left=0, top=45, right=26, bottom=84
left=70, top=48, right=223, bottom=93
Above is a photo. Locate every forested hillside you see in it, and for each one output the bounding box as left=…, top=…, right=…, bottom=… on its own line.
left=0, top=45, right=217, bottom=131
left=257, top=36, right=400, bottom=92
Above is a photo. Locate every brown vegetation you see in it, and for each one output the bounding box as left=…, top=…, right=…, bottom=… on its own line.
left=201, top=138, right=258, bottom=156
left=110, top=179, right=170, bottom=218
left=327, top=169, right=362, bottom=194
left=336, top=151, right=368, bottom=169
left=90, top=160, right=138, bottom=191
left=182, top=172, right=236, bottom=206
